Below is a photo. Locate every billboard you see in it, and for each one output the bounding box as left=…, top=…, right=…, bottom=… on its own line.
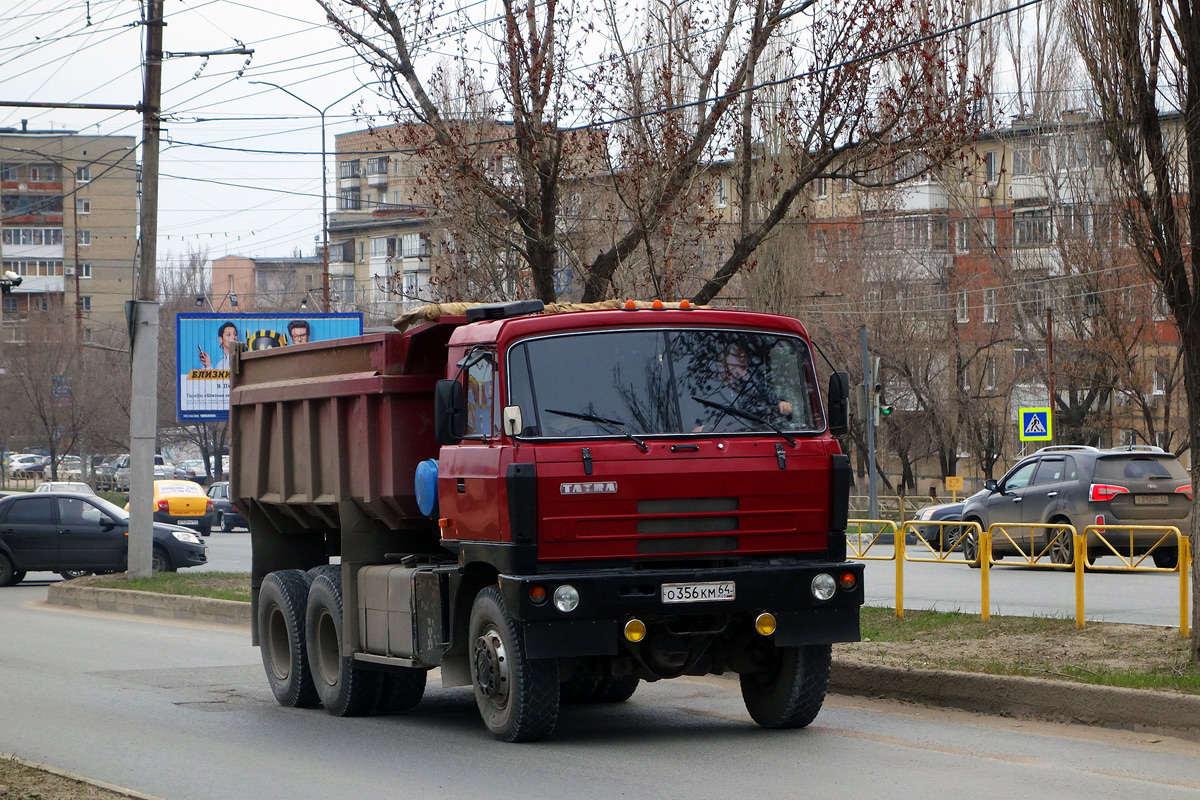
left=176, top=312, right=364, bottom=422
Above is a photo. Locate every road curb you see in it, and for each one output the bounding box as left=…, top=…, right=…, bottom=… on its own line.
left=47, top=582, right=251, bottom=626
left=46, top=583, right=1200, bottom=741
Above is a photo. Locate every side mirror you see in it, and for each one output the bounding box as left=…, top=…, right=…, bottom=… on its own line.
left=502, top=405, right=524, bottom=437
left=984, top=478, right=998, bottom=492
left=827, top=371, right=850, bottom=437
left=434, top=379, right=466, bottom=445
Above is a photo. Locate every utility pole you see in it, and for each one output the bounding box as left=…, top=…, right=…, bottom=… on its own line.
left=127, top=0, right=165, bottom=579
left=1047, top=307, right=1055, bottom=447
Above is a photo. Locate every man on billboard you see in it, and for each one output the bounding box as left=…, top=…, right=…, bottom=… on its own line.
left=287, top=319, right=311, bottom=344
left=198, top=321, right=240, bottom=370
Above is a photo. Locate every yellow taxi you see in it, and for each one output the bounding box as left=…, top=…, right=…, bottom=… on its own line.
left=127, top=480, right=217, bottom=537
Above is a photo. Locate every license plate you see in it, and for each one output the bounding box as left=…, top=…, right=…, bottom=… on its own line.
left=661, top=581, right=735, bottom=603
left=1134, top=495, right=1169, bottom=505
left=177, top=519, right=199, bottom=525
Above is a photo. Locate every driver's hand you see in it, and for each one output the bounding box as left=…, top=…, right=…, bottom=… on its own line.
left=778, top=400, right=794, bottom=416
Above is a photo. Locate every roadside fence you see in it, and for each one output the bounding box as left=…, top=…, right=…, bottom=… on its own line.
left=847, top=518, right=1192, bottom=637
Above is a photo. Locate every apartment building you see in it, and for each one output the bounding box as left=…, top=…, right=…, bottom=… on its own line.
left=210, top=254, right=326, bottom=312
left=0, top=126, right=137, bottom=343
left=804, top=112, right=1186, bottom=489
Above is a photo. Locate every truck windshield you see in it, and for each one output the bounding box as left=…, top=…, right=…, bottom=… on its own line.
left=507, top=328, right=823, bottom=438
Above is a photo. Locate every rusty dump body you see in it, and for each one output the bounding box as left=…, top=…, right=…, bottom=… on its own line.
left=232, top=304, right=863, bottom=740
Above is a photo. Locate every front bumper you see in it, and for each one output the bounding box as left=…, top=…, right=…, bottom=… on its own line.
left=498, top=560, right=863, bottom=659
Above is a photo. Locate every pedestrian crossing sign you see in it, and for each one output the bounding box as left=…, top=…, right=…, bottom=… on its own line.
left=1019, top=407, right=1052, bottom=441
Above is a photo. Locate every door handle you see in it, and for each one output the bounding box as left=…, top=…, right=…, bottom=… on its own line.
left=1012, top=497, right=1022, bottom=503
left=1046, top=491, right=1058, bottom=498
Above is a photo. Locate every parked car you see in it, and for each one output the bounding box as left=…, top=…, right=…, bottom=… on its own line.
left=174, top=459, right=208, bottom=483
left=0, top=491, right=207, bottom=585
left=206, top=481, right=246, bottom=532
left=35, top=481, right=96, bottom=495
left=960, top=445, right=1192, bottom=568
left=112, top=454, right=174, bottom=492
left=6, top=454, right=45, bottom=476
left=93, top=454, right=125, bottom=490
left=42, top=455, right=83, bottom=479
left=136, top=479, right=216, bottom=536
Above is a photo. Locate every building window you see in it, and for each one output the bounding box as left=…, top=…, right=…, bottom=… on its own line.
left=366, top=156, right=388, bottom=175
left=370, top=237, right=393, bottom=259
left=814, top=177, right=827, bottom=198
left=402, top=233, right=428, bottom=258
left=29, top=164, right=59, bottom=182
left=984, top=150, right=999, bottom=183
left=715, top=178, right=728, bottom=209
left=338, top=159, right=361, bottom=179
left=956, top=290, right=969, bottom=324
left=76, top=199, right=90, bottom=215
left=1153, top=370, right=1167, bottom=396
left=2, top=228, right=63, bottom=246
left=2, top=296, right=15, bottom=314
left=983, top=287, right=998, bottom=323
left=77, top=230, right=91, bottom=246
left=401, top=271, right=420, bottom=298
left=80, top=262, right=91, bottom=278
left=837, top=177, right=853, bottom=195
left=81, top=296, right=92, bottom=312
left=1155, top=431, right=1167, bottom=449
left=1013, top=208, right=1053, bottom=247
left=76, top=166, right=91, bottom=183
left=339, top=188, right=361, bottom=210
left=983, top=355, right=998, bottom=390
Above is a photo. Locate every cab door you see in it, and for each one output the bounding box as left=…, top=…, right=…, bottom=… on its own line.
left=439, top=350, right=505, bottom=544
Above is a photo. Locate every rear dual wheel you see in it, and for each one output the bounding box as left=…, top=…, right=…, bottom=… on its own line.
left=306, top=571, right=382, bottom=716
left=259, top=569, right=320, bottom=708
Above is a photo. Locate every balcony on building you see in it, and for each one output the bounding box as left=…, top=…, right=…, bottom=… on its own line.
left=862, top=178, right=949, bottom=213
left=1010, top=174, right=1049, bottom=203
left=366, top=156, right=389, bottom=188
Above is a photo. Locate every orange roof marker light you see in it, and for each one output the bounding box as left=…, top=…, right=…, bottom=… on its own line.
left=679, top=299, right=692, bottom=309
left=651, top=299, right=665, bottom=309
left=624, top=300, right=638, bottom=310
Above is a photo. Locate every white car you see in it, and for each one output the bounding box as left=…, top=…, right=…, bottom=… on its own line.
left=35, top=481, right=96, bottom=495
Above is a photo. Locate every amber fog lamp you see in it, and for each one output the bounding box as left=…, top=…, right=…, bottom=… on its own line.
left=838, top=572, right=857, bottom=591
left=529, top=585, right=548, bottom=605
left=754, top=612, right=777, bottom=636
left=624, top=618, right=646, bottom=642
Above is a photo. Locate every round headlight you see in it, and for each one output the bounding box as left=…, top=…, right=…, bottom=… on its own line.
left=811, top=573, right=836, bottom=601
left=553, top=584, right=580, bottom=613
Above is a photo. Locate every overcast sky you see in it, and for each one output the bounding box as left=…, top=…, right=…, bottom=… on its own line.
left=0, top=0, right=403, bottom=277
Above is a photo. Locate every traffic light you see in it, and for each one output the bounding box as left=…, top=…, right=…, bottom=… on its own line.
left=872, top=383, right=895, bottom=426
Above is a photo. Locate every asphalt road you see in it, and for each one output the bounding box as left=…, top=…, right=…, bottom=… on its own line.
left=2, top=584, right=1198, bottom=800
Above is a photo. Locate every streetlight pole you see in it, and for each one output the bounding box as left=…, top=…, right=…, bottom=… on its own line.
left=251, top=82, right=367, bottom=314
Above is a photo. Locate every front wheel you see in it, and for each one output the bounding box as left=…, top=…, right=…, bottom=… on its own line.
left=151, top=547, right=171, bottom=573
left=306, top=571, right=382, bottom=716
left=469, top=586, right=559, bottom=742
left=963, top=525, right=981, bottom=568
left=740, top=643, right=831, bottom=728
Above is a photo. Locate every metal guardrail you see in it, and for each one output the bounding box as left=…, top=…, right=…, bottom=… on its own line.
left=848, top=518, right=1193, bottom=637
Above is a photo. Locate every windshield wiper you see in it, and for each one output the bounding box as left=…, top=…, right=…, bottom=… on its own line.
left=544, top=409, right=649, bottom=452
left=691, top=396, right=795, bottom=446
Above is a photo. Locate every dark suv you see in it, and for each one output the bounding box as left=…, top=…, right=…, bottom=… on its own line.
left=960, top=445, right=1192, bottom=568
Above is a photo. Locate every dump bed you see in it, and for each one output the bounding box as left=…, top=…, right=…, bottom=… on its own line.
left=228, top=320, right=461, bottom=534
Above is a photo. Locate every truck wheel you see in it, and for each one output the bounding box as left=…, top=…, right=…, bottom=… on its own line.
left=259, top=570, right=319, bottom=708
left=306, top=571, right=382, bottom=717
left=591, top=675, right=639, bottom=703
left=740, top=643, right=831, bottom=729
left=377, top=669, right=428, bottom=713
left=469, top=586, right=559, bottom=742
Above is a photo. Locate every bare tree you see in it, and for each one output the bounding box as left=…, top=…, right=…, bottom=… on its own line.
left=1067, top=0, right=1200, bottom=656
left=318, top=0, right=983, bottom=306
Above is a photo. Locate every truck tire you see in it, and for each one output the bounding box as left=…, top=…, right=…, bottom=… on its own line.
left=377, top=669, right=428, bottom=713
left=306, top=571, right=382, bottom=717
left=469, top=586, right=559, bottom=742
left=259, top=570, right=319, bottom=708
left=740, top=643, right=831, bottom=729
left=591, top=675, right=639, bottom=703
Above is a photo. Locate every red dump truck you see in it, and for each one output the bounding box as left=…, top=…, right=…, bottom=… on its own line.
left=230, top=300, right=862, bottom=742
